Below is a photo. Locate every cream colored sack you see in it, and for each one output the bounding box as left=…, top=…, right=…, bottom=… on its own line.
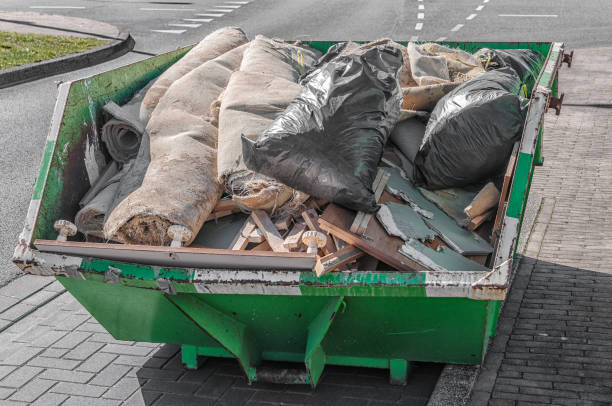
left=139, top=27, right=248, bottom=123
left=105, top=44, right=247, bottom=246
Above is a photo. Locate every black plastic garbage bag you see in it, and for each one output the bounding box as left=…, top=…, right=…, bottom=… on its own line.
left=414, top=67, right=528, bottom=190
left=242, top=45, right=403, bottom=213
left=475, top=48, right=544, bottom=94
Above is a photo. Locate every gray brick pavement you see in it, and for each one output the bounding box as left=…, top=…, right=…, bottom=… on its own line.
left=469, top=47, right=612, bottom=405
left=0, top=278, right=441, bottom=405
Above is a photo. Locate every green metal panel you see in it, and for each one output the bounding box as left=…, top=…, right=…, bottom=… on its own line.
left=32, top=46, right=192, bottom=243
left=18, top=40, right=564, bottom=385
left=56, top=276, right=217, bottom=346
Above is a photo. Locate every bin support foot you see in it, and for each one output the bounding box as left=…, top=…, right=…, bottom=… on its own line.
left=181, top=345, right=206, bottom=370
left=389, top=359, right=412, bottom=385
left=304, top=296, right=344, bottom=387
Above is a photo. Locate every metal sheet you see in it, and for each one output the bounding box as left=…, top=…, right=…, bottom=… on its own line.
left=34, top=240, right=315, bottom=270
left=399, top=239, right=490, bottom=273
left=383, top=167, right=493, bottom=255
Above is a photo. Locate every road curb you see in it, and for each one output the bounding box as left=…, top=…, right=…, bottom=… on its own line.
left=0, top=31, right=135, bottom=89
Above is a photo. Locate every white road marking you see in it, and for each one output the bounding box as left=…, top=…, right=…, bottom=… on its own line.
left=410, top=35, right=419, bottom=41
left=140, top=8, right=195, bottom=11
left=152, top=29, right=186, bottom=34
left=29, top=5, right=85, bottom=8
left=210, top=8, right=233, bottom=12
left=436, top=36, right=447, bottom=41
left=476, top=5, right=484, bottom=11
left=225, top=1, right=249, bottom=3
left=196, top=13, right=224, bottom=17
left=418, top=12, right=424, bottom=19
left=418, top=4, right=424, bottom=10
left=498, top=14, right=558, bottom=17
left=415, top=22, right=423, bottom=30
left=218, top=4, right=241, bottom=8
left=451, top=24, right=464, bottom=31
left=183, top=18, right=213, bottom=22
left=466, top=13, right=477, bottom=20
left=483, top=0, right=489, bottom=3
left=168, top=23, right=201, bottom=28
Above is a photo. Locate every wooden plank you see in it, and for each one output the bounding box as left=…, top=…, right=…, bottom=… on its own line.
left=319, top=204, right=429, bottom=272
left=250, top=241, right=271, bottom=251
left=491, top=143, right=519, bottom=246
left=248, top=228, right=265, bottom=243
left=464, top=182, right=500, bottom=219
left=314, top=245, right=364, bottom=276
left=301, top=209, right=336, bottom=255
left=349, top=169, right=390, bottom=234
left=229, top=217, right=256, bottom=250
left=215, top=199, right=241, bottom=213
left=283, top=223, right=307, bottom=249
left=251, top=210, right=289, bottom=253
left=206, top=210, right=234, bottom=222
left=273, top=215, right=292, bottom=231
left=467, top=209, right=495, bottom=231
left=35, top=239, right=315, bottom=270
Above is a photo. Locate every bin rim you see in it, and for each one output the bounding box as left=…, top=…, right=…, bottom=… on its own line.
left=13, top=41, right=566, bottom=301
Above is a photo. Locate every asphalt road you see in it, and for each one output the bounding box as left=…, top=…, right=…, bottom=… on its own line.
left=1, top=0, right=611, bottom=284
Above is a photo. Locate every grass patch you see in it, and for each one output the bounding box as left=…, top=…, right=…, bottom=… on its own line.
left=0, top=31, right=109, bottom=69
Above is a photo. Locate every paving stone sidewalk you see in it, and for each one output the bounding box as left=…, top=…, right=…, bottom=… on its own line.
left=0, top=275, right=441, bottom=405
left=469, top=47, right=612, bottom=405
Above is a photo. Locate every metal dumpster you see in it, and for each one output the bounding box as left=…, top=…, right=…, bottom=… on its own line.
left=13, top=41, right=569, bottom=387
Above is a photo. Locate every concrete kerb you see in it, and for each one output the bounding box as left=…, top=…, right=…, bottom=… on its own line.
left=0, top=31, right=135, bottom=89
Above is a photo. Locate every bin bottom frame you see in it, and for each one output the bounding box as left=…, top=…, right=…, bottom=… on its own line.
left=180, top=344, right=413, bottom=386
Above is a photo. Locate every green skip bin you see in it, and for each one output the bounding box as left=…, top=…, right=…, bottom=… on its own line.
left=13, top=40, right=568, bottom=387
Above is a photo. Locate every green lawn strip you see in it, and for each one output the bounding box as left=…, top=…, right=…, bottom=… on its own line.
left=0, top=30, right=110, bottom=69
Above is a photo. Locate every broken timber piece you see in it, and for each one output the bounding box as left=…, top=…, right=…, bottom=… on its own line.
left=350, top=169, right=391, bottom=234
left=251, top=241, right=271, bottom=251
left=301, top=209, right=336, bottom=255
left=302, top=231, right=327, bottom=254
left=283, top=223, right=307, bottom=249
left=215, top=199, right=241, bottom=213
left=251, top=210, right=289, bottom=253
left=167, top=225, right=193, bottom=247
left=314, top=245, right=364, bottom=276
left=229, top=217, right=257, bottom=250
left=248, top=228, right=265, bottom=243
left=492, top=143, right=519, bottom=245
left=319, top=203, right=430, bottom=272
left=206, top=210, right=234, bottom=222
left=464, top=182, right=500, bottom=219
left=273, top=215, right=292, bottom=231
left=467, top=209, right=495, bottom=231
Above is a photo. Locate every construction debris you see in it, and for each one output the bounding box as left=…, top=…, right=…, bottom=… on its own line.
left=68, top=32, right=546, bottom=278
left=464, top=182, right=501, bottom=219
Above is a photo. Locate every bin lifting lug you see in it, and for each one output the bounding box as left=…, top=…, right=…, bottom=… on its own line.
left=547, top=93, right=564, bottom=116
left=562, top=50, right=574, bottom=68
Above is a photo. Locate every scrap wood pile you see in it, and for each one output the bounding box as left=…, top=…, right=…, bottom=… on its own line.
left=73, top=27, right=544, bottom=276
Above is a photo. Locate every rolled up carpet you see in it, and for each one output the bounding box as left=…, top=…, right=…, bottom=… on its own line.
left=139, top=26, right=248, bottom=123
left=101, top=101, right=145, bottom=163
left=104, top=42, right=248, bottom=246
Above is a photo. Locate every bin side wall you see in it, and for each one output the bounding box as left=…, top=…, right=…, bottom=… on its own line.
left=32, top=47, right=192, bottom=243
left=60, top=280, right=490, bottom=365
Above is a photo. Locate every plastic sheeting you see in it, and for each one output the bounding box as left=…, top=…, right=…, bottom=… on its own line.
left=414, top=67, right=528, bottom=190
left=242, top=44, right=403, bottom=213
